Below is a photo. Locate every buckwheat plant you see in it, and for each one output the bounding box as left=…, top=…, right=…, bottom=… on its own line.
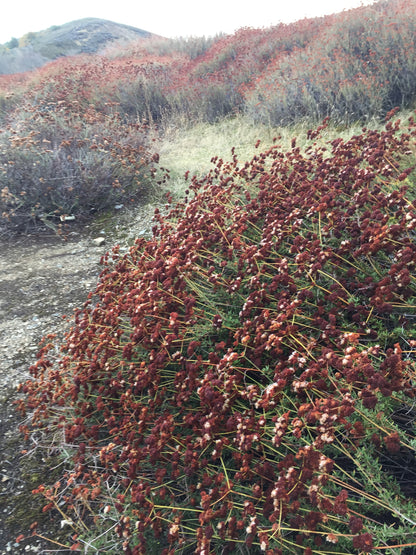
left=19, top=112, right=416, bottom=553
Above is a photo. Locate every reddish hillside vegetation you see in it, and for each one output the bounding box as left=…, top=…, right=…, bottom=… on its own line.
left=1, top=0, right=416, bottom=234
left=19, top=112, right=416, bottom=553
left=2, top=1, right=416, bottom=552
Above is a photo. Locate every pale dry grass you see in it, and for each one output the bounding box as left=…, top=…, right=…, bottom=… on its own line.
left=156, top=113, right=397, bottom=200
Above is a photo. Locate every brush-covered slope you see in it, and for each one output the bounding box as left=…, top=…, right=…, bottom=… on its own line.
left=0, top=18, right=153, bottom=74
left=20, top=113, right=416, bottom=553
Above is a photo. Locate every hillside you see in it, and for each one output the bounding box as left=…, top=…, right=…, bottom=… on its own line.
left=1, top=0, right=416, bottom=552
left=0, top=18, right=153, bottom=74
left=1, top=0, right=416, bottom=235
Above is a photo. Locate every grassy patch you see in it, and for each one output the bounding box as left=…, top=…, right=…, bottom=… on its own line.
left=158, top=113, right=407, bottom=200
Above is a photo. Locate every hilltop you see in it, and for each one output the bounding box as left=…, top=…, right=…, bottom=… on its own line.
left=0, top=18, right=153, bottom=74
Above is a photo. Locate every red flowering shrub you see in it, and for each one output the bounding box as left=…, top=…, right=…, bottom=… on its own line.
left=19, top=114, right=416, bottom=553
left=105, top=0, right=416, bottom=126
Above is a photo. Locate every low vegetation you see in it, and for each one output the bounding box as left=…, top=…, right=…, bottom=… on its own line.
left=17, top=111, right=416, bottom=553
left=0, top=96, right=158, bottom=233
left=1, top=0, right=416, bottom=552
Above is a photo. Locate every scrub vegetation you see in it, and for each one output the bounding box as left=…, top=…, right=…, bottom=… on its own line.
left=1, top=0, right=416, bottom=552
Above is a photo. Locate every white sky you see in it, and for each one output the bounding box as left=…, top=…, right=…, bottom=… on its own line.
left=0, top=0, right=377, bottom=44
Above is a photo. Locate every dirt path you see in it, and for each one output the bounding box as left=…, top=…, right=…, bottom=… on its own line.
left=0, top=204, right=157, bottom=553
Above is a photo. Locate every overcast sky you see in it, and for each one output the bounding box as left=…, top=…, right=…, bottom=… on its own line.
left=0, top=0, right=377, bottom=44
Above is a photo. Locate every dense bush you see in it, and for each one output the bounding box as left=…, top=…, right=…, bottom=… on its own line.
left=104, top=0, right=416, bottom=126
left=46, top=0, right=415, bottom=127
left=18, top=112, right=416, bottom=553
left=0, top=55, right=169, bottom=233
left=105, top=21, right=327, bottom=124
left=243, top=0, right=416, bottom=125
left=0, top=94, right=158, bottom=233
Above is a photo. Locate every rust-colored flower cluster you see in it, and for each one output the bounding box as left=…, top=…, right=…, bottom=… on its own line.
left=19, top=114, right=416, bottom=553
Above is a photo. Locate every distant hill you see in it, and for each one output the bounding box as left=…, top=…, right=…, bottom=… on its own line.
left=0, top=18, right=153, bottom=74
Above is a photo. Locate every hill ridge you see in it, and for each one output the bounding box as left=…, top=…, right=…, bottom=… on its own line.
left=0, top=17, right=154, bottom=74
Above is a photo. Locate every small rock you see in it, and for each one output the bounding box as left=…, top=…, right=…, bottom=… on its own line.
left=92, top=237, right=105, bottom=246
